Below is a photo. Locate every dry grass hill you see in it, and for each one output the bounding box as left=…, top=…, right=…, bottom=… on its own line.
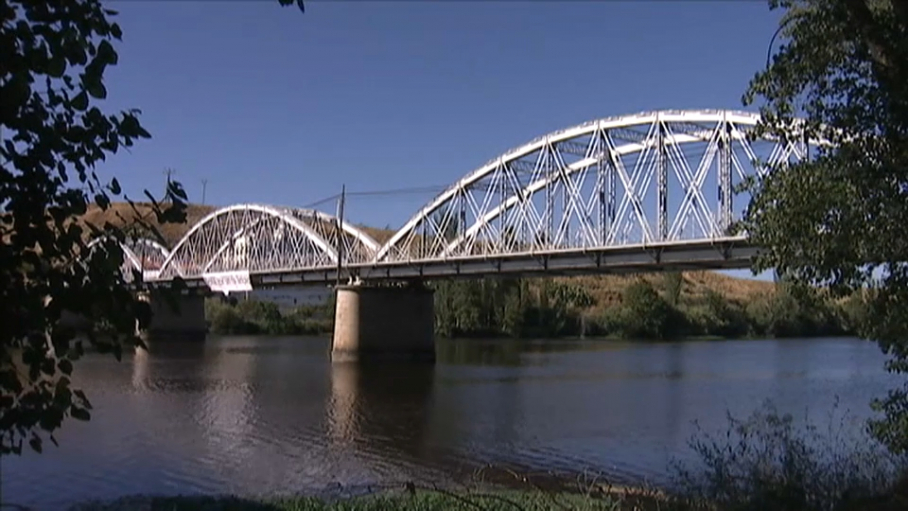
left=81, top=202, right=776, bottom=306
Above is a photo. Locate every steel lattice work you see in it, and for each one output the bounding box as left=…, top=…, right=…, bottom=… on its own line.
left=373, top=109, right=814, bottom=263
left=156, top=204, right=380, bottom=280
left=86, top=237, right=171, bottom=282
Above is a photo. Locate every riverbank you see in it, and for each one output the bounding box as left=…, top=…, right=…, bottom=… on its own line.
left=64, top=478, right=908, bottom=511
left=69, top=490, right=653, bottom=511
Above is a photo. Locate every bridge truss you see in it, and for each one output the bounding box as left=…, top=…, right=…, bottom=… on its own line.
left=375, top=109, right=809, bottom=263
left=95, top=109, right=817, bottom=288
left=155, top=204, right=380, bottom=281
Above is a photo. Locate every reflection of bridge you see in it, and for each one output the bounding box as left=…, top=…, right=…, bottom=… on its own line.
left=100, top=110, right=816, bottom=360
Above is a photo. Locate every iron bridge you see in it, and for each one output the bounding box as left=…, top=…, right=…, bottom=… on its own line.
left=92, top=109, right=818, bottom=292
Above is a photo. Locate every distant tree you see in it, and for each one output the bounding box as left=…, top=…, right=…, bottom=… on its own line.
left=663, top=272, right=683, bottom=306
left=1, top=0, right=302, bottom=455
left=614, top=280, right=678, bottom=340
left=740, top=0, right=908, bottom=452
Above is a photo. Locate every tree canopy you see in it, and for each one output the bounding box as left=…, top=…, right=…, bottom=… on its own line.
left=0, top=0, right=303, bottom=455
left=740, top=0, right=908, bottom=452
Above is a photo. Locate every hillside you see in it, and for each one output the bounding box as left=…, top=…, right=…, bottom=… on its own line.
left=81, top=202, right=215, bottom=246
left=82, top=202, right=776, bottom=304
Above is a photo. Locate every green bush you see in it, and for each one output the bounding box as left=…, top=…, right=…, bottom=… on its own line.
left=673, top=401, right=907, bottom=511
left=433, top=278, right=593, bottom=339
left=603, top=280, right=688, bottom=340
left=204, top=297, right=334, bottom=336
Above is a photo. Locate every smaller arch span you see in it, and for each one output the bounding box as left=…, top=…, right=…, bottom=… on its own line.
left=155, top=203, right=380, bottom=280
left=85, top=236, right=171, bottom=281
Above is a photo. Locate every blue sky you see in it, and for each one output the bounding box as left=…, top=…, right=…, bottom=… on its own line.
left=95, top=0, right=782, bottom=278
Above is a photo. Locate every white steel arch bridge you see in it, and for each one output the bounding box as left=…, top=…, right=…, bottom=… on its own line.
left=104, top=109, right=817, bottom=291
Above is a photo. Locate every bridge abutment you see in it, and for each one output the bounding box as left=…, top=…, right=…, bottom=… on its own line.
left=331, top=283, right=435, bottom=362
left=138, top=291, right=208, bottom=342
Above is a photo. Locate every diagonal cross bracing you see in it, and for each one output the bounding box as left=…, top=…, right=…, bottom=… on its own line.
left=154, top=204, right=380, bottom=280
left=373, top=109, right=822, bottom=264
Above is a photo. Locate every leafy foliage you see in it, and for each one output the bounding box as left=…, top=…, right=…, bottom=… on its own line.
left=0, top=0, right=306, bottom=457
left=674, top=400, right=906, bottom=511
left=434, top=278, right=594, bottom=338
left=205, top=297, right=334, bottom=336
left=609, top=280, right=682, bottom=340
left=0, top=0, right=193, bottom=455
left=740, top=0, right=908, bottom=452
left=433, top=275, right=850, bottom=341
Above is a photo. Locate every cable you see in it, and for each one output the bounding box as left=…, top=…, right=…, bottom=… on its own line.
left=300, top=184, right=450, bottom=208
left=297, top=184, right=450, bottom=212
left=345, top=184, right=449, bottom=197
left=301, top=193, right=341, bottom=209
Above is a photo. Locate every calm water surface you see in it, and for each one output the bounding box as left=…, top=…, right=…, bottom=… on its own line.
left=3, top=336, right=899, bottom=510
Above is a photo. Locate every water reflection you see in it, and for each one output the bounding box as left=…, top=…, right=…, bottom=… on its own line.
left=328, top=362, right=436, bottom=461
left=2, top=336, right=900, bottom=511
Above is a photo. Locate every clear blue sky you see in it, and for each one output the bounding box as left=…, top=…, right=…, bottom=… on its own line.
left=95, top=0, right=781, bottom=278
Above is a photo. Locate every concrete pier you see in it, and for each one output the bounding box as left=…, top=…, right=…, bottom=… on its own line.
left=331, top=284, right=435, bottom=362
left=138, top=292, right=208, bottom=342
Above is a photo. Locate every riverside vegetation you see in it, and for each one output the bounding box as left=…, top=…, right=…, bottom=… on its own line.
left=205, top=272, right=860, bottom=341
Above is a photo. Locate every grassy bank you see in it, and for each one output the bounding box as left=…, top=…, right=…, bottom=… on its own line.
left=72, top=491, right=640, bottom=511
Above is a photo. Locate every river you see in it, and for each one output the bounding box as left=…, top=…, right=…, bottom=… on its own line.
left=2, top=336, right=900, bottom=510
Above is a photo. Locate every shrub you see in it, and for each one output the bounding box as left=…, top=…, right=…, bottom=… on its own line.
left=672, top=400, right=907, bottom=511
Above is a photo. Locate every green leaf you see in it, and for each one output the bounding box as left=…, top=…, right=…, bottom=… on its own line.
left=109, top=177, right=121, bottom=195
left=97, top=40, right=118, bottom=65
left=58, top=359, right=73, bottom=375
left=71, top=91, right=88, bottom=111
left=73, top=389, right=92, bottom=410
left=40, top=357, right=56, bottom=377
left=86, top=80, right=107, bottom=99
left=70, top=406, right=91, bottom=421
left=94, top=193, right=110, bottom=210
left=47, top=56, right=66, bottom=78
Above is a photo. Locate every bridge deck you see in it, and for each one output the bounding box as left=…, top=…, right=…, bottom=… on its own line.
left=148, top=238, right=758, bottom=289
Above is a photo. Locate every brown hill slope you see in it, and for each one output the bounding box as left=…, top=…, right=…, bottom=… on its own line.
left=555, top=271, right=773, bottom=315
left=81, top=202, right=214, bottom=246
left=82, top=202, right=775, bottom=303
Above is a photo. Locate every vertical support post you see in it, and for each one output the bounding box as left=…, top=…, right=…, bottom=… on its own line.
left=719, top=122, right=732, bottom=235
left=597, top=147, right=606, bottom=246
left=335, top=184, right=346, bottom=286
left=498, top=164, right=505, bottom=252
left=458, top=192, right=466, bottom=239
left=657, top=121, right=667, bottom=241
left=545, top=149, right=554, bottom=249
left=803, top=129, right=810, bottom=162
left=604, top=131, right=616, bottom=245
left=562, top=165, right=569, bottom=246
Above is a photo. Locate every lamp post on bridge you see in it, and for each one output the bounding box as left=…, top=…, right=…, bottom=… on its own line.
left=336, top=184, right=346, bottom=287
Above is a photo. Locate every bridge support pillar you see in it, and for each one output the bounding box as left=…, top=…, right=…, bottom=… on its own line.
left=138, top=291, right=207, bottom=342
left=331, top=283, right=435, bottom=363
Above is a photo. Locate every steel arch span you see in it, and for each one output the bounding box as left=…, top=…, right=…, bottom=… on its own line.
left=156, top=204, right=380, bottom=280
left=373, top=109, right=817, bottom=264
left=86, top=236, right=171, bottom=282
